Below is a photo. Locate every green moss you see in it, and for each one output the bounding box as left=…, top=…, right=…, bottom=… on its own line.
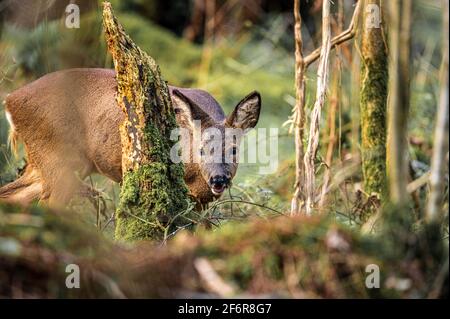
left=115, top=160, right=191, bottom=242
left=103, top=4, right=193, bottom=242
left=360, top=22, right=388, bottom=199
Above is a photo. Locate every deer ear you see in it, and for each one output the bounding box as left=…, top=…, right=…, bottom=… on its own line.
left=226, top=91, right=261, bottom=130
left=172, top=89, right=212, bottom=128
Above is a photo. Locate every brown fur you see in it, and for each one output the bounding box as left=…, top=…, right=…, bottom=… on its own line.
left=0, top=68, right=261, bottom=208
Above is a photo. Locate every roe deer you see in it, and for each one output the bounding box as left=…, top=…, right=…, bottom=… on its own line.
left=0, top=68, right=261, bottom=208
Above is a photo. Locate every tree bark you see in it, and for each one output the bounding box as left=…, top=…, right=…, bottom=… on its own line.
left=291, top=0, right=306, bottom=215
left=103, top=2, right=191, bottom=241
left=360, top=0, right=388, bottom=198
left=386, top=0, right=412, bottom=205
left=303, top=0, right=332, bottom=215
left=319, top=2, right=344, bottom=208
left=426, top=0, right=449, bottom=223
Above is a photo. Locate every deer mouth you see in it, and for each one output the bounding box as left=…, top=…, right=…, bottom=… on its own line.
left=209, top=175, right=230, bottom=196
left=211, top=184, right=227, bottom=195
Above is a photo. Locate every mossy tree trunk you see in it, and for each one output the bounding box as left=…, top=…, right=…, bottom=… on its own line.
left=360, top=0, right=388, bottom=199
left=103, top=3, right=191, bottom=241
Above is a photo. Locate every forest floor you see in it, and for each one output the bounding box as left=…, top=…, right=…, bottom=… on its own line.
left=0, top=202, right=447, bottom=298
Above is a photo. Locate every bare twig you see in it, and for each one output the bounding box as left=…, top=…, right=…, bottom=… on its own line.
left=209, top=199, right=284, bottom=216
left=290, top=0, right=361, bottom=215
left=304, top=1, right=362, bottom=67
left=101, top=212, right=115, bottom=232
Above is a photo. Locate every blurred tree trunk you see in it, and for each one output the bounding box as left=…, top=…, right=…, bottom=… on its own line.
left=350, top=47, right=361, bottom=156
left=319, top=2, right=344, bottom=208
left=197, top=0, right=215, bottom=88
left=360, top=0, right=388, bottom=199
left=386, top=0, right=412, bottom=205
left=426, top=0, right=449, bottom=223
left=183, top=0, right=204, bottom=41
left=103, top=3, right=191, bottom=241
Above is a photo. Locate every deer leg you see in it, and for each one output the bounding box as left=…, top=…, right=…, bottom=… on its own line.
left=44, top=171, right=80, bottom=208
left=0, top=166, right=42, bottom=205
left=40, top=162, right=92, bottom=209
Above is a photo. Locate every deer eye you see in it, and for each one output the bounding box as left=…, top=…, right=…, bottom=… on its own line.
left=200, top=148, right=205, bottom=156
left=232, top=147, right=237, bottom=155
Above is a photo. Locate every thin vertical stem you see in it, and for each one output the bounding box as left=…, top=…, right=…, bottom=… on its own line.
left=303, top=0, right=332, bottom=215
left=291, top=0, right=306, bottom=215
left=319, top=3, right=344, bottom=208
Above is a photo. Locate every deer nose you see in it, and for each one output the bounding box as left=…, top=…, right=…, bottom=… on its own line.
left=209, top=175, right=230, bottom=195
left=209, top=175, right=230, bottom=187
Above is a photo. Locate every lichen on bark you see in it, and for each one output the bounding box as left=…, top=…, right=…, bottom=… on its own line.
left=360, top=0, right=388, bottom=199
left=102, top=2, right=191, bottom=241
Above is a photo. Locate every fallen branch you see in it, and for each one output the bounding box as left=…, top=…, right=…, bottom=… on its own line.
left=194, top=257, right=236, bottom=297
left=407, top=171, right=431, bottom=194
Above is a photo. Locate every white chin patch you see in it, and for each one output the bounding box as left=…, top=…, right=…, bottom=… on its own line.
left=5, top=111, right=15, bottom=131
left=211, top=188, right=225, bottom=196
